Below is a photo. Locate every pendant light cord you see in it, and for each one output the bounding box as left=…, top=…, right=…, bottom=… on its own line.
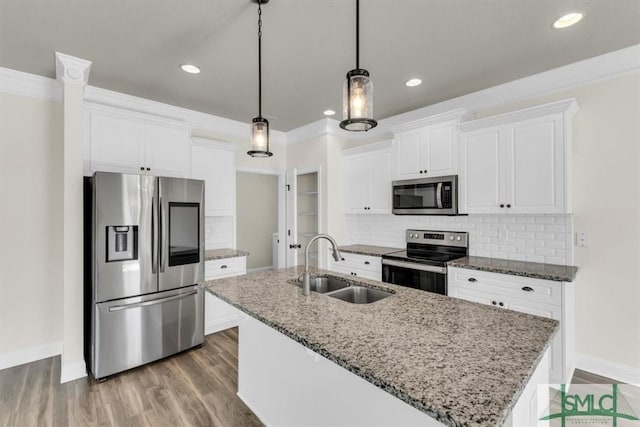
left=355, top=0, right=359, bottom=69
left=258, top=0, right=263, bottom=118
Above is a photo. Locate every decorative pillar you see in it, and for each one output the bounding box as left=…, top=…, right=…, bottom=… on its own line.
left=55, top=52, right=91, bottom=383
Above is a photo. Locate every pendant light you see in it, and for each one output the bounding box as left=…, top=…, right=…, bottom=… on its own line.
left=247, top=0, right=273, bottom=157
left=339, top=0, right=377, bottom=132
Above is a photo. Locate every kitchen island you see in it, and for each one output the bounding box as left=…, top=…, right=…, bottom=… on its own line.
left=202, top=267, right=557, bottom=427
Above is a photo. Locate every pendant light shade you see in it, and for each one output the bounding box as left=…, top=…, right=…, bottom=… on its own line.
left=340, top=0, right=377, bottom=132
left=248, top=0, right=273, bottom=158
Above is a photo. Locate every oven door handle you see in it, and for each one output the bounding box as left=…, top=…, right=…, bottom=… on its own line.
left=436, top=182, right=443, bottom=209
left=382, top=259, right=446, bottom=274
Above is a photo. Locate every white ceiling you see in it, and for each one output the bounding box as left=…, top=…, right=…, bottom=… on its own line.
left=1, top=0, right=639, bottom=131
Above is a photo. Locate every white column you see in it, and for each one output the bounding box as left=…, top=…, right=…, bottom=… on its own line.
left=55, top=52, right=91, bottom=383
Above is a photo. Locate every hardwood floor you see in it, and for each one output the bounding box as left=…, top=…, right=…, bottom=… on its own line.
left=0, top=328, right=263, bottom=427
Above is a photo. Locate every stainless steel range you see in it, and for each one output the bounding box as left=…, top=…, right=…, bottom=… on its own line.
left=382, top=230, right=468, bottom=295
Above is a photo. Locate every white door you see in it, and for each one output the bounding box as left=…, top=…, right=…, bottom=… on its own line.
left=460, top=127, right=505, bottom=214
left=285, top=169, right=298, bottom=267
left=90, top=113, right=145, bottom=174
left=144, top=123, right=190, bottom=178
left=505, top=115, right=565, bottom=214
left=425, top=125, right=456, bottom=175
left=395, top=130, right=422, bottom=179
left=344, top=154, right=367, bottom=213
left=368, top=151, right=392, bottom=213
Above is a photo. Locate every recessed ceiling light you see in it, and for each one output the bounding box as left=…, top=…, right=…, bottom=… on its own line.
left=180, top=64, right=201, bottom=74
left=405, top=78, right=422, bottom=87
left=553, top=12, right=583, bottom=29
left=323, top=110, right=336, bottom=116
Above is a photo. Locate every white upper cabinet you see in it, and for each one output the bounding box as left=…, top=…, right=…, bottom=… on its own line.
left=392, top=110, right=469, bottom=180
left=190, top=138, right=236, bottom=217
left=460, top=99, right=577, bottom=214
left=85, top=105, right=191, bottom=177
left=343, top=141, right=392, bottom=214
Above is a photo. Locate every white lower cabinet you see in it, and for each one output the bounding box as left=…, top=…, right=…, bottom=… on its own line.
left=448, top=267, right=574, bottom=384
left=204, top=257, right=246, bottom=335
left=328, top=252, right=382, bottom=281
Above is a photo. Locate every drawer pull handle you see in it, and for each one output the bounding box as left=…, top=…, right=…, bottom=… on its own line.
left=491, top=300, right=497, bottom=305
left=364, top=261, right=370, bottom=265
left=468, top=278, right=477, bottom=283
left=522, top=286, right=534, bottom=292
left=498, top=302, right=504, bottom=307
left=221, top=265, right=228, bottom=269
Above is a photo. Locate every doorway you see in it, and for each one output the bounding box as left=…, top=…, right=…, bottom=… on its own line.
left=286, top=169, right=320, bottom=268
left=236, top=171, right=280, bottom=273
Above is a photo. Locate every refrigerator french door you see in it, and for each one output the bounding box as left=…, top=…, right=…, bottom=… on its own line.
left=87, top=172, right=204, bottom=380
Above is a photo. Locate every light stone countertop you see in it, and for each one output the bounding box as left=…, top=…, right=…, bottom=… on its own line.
left=202, top=266, right=558, bottom=427
left=204, top=248, right=249, bottom=261
left=337, top=244, right=404, bottom=257
left=448, top=256, right=578, bottom=282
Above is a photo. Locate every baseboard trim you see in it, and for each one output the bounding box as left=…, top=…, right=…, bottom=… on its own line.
left=576, top=353, right=640, bottom=384
left=205, top=314, right=240, bottom=335
left=60, top=359, right=87, bottom=384
left=247, top=266, right=273, bottom=274
left=0, top=340, right=62, bottom=370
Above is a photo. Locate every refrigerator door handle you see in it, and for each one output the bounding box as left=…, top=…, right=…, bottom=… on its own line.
left=151, top=196, right=157, bottom=274
left=160, top=196, right=167, bottom=273
left=108, top=290, right=198, bottom=312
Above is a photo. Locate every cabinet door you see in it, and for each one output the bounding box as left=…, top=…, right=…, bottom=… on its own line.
left=90, top=113, right=145, bottom=174
left=505, top=115, right=565, bottom=214
left=191, top=144, right=235, bottom=216
left=425, top=124, right=457, bottom=176
left=367, top=150, right=392, bottom=213
left=344, top=155, right=368, bottom=214
left=144, top=124, right=190, bottom=178
left=394, top=130, right=422, bottom=179
left=460, top=127, right=505, bottom=213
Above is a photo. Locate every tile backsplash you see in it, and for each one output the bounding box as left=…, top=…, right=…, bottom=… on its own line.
left=344, top=214, right=574, bottom=265
left=205, top=216, right=234, bottom=249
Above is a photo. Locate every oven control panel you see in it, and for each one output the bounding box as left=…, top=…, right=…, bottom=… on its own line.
left=406, top=229, right=468, bottom=248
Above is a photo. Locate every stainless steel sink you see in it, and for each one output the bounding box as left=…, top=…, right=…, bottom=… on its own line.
left=288, top=276, right=350, bottom=294
left=327, top=286, right=392, bottom=304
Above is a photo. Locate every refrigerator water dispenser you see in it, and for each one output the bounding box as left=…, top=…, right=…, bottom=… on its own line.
left=106, top=226, right=138, bottom=262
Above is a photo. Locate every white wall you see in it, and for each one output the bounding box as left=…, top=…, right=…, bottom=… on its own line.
left=0, top=93, right=64, bottom=368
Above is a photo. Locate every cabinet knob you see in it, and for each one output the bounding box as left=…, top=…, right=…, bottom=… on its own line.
left=491, top=301, right=497, bottom=305
left=423, top=170, right=427, bottom=174
left=500, top=204, right=505, bottom=208
left=364, top=261, right=370, bottom=265
left=522, top=286, right=534, bottom=292
left=506, top=204, right=511, bottom=208
left=140, top=167, right=144, bottom=171
left=419, top=170, right=423, bottom=174
left=220, top=265, right=228, bottom=269
left=468, top=278, right=477, bottom=283
left=146, top=167, right=151, bottom=171
left=498, top=302, right=504, bottom=307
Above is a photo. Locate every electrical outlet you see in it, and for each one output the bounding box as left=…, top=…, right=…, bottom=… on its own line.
left=576, top=232, right=589, bottom=247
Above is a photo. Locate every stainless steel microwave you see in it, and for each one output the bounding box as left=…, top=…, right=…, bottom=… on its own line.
left=392, top=175, right=459, bottom=215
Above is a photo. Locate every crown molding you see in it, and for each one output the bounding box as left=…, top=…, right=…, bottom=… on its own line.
left=342, top=139, right=393, bottom=156
left=191, top=137, right=237, bottom=151
left=0, top=67, right=61, bottom=102
left=389, top=109, right=472, bottom=133
left=55, top=52, right=91, bottom=86
left=459, top=99, right=579, bottom=131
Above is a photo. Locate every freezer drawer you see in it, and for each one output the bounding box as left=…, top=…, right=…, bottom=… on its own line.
left=91, top=286, right=204, bottom=379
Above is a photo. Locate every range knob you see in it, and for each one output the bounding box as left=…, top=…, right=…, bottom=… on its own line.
left=449, top=236, right=455, bottom=241
left=456, top=236, right=462, bottom=241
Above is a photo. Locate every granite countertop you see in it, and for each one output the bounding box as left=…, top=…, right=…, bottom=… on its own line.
left=204, top=248, right=249, bottom=261
left=337, top=244, right=404, bottom=256
left=203, top=267, right=558, bottom=427
left=448, top=256, right=578, bottom=282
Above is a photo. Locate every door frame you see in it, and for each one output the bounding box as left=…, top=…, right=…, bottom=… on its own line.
left=288, top=167, right=324, bottom=269
left=236, top=167, right=287, bottom=269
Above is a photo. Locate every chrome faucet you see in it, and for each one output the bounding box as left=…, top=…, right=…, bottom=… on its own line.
left=302, top=234, right=342, bottom=296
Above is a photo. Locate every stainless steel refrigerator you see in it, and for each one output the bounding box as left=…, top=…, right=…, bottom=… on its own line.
left=84, top=172, right=205, bottom=380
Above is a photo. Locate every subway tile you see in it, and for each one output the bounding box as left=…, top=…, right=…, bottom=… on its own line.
left=525, top=224, right=545, bottom=232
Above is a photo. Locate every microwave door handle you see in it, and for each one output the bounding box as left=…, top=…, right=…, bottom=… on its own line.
left=436, top=182, right=443, bottom=209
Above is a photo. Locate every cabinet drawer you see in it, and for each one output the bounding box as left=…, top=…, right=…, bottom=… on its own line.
left=205, top=257, right=246, bottom=279
left=448, top=267, right=562, bottom=306
left=330, top=263, right=381, bottom=281
left=337, top=252, right=382, bottom=272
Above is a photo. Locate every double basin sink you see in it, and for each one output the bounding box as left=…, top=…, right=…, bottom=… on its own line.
left=288, top=275, right=393, bottom=304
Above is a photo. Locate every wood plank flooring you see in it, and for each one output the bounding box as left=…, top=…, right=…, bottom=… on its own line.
left=0, top=328, right=263, bottom=427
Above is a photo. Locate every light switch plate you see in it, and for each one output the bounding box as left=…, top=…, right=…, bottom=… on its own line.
left=576, top=232, right=589, bottom=247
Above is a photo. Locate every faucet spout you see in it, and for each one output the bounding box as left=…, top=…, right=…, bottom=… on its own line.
left=302, top=234, right=342, bottom=295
